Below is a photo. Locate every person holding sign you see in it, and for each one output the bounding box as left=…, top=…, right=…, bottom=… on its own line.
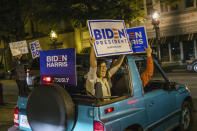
left=86, top=38, right=153, bottom=97
left=110, top=45, right=153, bottom=88
left=14, top=54, right=29, bottom=96
left=86, top=38, right=125, bottom=97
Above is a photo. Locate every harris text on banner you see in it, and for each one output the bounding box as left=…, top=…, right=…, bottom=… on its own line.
left=127, top=26, right=148, bottom=53
left=30, top=40, right=41, bottom=59
left=40, top=48, right=76, bottom=86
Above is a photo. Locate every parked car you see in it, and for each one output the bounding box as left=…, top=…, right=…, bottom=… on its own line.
left=186, top=59, right=197, bottom=72
left=9, top=54, right=193, bottom=131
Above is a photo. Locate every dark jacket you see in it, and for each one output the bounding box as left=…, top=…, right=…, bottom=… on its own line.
left=15, top=60, right=26, bottom=81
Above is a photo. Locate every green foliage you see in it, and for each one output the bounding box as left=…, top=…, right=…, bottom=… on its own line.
left=0, top=0, right=145, bottom=40
left=71, top=0, right=145, bottom=27
left=0, top=0, right=34, bottom=40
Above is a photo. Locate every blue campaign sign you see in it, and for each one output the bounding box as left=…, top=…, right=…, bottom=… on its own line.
left=40, top=48, right=76, bottom=86
left=127, top=27, right=148, bottom=53
left=30, top=40, right=41, bottom=59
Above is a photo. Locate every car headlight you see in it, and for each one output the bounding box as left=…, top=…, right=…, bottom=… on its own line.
left=188, top=60, right=193, bottom=63
left=185, top=86, right=190, bottom=91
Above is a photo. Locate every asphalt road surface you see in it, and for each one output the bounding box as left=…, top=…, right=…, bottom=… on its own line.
left=0, top=72, right=197, bottom=131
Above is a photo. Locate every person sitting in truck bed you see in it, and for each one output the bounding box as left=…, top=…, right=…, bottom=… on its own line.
left=86, top=38, right=153, bottom=97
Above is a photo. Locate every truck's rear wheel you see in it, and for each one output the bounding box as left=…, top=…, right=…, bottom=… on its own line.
left=27, top=84, right=75, bottom=131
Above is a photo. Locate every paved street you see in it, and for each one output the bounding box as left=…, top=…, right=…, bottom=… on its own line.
left=0, top=72, right=197, bottom=131
left=166, top=72, right=197, bottom=99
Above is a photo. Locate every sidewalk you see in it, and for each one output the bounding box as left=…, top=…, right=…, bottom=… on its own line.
left=0, top=80, right=18, bottom=130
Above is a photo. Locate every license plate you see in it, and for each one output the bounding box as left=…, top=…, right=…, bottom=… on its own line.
left=20, top=115, right=31, bottom=129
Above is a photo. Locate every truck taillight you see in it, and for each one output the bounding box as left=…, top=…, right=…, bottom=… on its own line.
left=43, top=76, right=52, bottom=84
left=105, top=107, right=114, bottom=114
left=26, top=69, right=30, bottom=73
left=14, top=107, right=19, bottom=127
left=94, top=121, right=104, bottom=131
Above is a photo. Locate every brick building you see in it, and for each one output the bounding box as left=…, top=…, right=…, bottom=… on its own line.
left=143, top=0, right=197, bottom=62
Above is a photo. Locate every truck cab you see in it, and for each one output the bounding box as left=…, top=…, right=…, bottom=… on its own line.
left=10, top=54, right=193, bottom=131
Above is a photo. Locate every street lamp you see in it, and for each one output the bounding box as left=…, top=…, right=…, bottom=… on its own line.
left=152, top=11, right=161, bottom=61
left=50, top=30, right=58, bottom=49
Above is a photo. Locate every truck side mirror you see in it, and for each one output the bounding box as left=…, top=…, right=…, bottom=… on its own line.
left=164, top=82, right=176, bottom=91
left=169, top=82, right=177, bottom=90
left=94, top=82, right=103, bottom=98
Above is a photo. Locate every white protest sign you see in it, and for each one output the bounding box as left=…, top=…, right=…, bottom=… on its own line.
left=29, top=40, right=41, bottom=59
left=9, top=40, right=29, bottom=56
left=87, top=20, right=132, bottom=57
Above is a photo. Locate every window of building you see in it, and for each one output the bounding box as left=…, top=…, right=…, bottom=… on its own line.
left=160, top=44, right=169, bottom=62
left=171, top=42, right=180, bottom=61
left=146, top=0, right=153, bottom=15
left=185, top=0, right=194, bottom=8
left=160, top=2, right=168, bottom=12
left=170, top=4, right=178, bottom=11
left=183, top=41, right=194, bottom=60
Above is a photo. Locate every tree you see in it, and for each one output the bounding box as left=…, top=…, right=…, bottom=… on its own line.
left=25, top=0, right=145, bottom=29
left=0, top=0, right=182, bottom=40
left=70, top=0, right=145, bottom=27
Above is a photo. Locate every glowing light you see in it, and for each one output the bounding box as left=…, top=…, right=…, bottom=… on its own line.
left=152, top=12, right=159, bottom=19
left=50, top=30, right=58, bottom=41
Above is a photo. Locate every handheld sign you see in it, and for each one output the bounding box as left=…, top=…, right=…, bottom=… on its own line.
left=87, top=20, right=132, bottom=57
left=30, top=40, right=41, bottom=59
left=9, top=40, right=29, bottom=56
left=127, top=26, right=148, bottom=53
left=40, top=48, right=76, bottom=86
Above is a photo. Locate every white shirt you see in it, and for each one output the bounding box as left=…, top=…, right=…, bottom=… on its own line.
left=86, top=66, right=118, bottom=97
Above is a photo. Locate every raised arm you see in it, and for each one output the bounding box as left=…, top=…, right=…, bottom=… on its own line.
left=115, top=55, right=125, bottom=68
left=109, top=54, right=125, bottom=77
left=140, top=45, right=154, bottom=87
left=89, top=38, right=97, bottom=69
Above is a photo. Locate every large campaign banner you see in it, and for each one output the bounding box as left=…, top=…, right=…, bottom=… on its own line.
left=40, top=48, right=76, bottom=86
left=127, top=26, right=148, bottom=53
left=9, top=40, right=29, bottom=56
left=30, top=40, right=42, bottom=59
left=87, top=20, right=132, bottom=57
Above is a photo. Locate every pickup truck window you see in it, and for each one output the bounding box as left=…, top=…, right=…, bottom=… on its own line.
left=110, top=59, right=131, bottom=97
left=74, top=55, right=131, bottom=102
left=135, top=58, right=167, bottom=92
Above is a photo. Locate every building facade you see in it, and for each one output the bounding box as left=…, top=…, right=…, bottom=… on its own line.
left=144, top=0, right=197, bottom=63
